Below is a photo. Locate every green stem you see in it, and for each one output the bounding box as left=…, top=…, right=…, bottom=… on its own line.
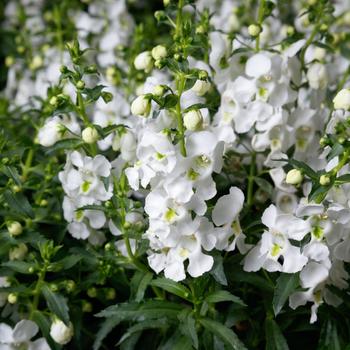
left=175, top=0, right=184, bottom=38
left=332, top=149, right=350, bottom=175
left=300, top=25, right=319, bottom=69
left=247, top=152, right=256, bottom=207
left=30, top=267, right=46, bottom=319
left=255, top=0, right=266, bottom=52
left=77, top=92, right=90, bottom=125
left=22, top=148, right=34, bottom=181
left=176, top=74, right=187, bottom=157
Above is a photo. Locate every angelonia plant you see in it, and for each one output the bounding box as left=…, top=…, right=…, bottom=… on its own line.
left=1, top=0, right=350, bottom=349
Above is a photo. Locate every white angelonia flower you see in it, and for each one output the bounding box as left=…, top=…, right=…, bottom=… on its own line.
left=307, top=63, right=328, bottom=90
left=212, top=187, right=250, bottom=253
left=50, top=319, right=74, bottom=345
left=333, top=88, right=350, bottom=110
left=243, top=205, right=310, bottom=273
left=134, top=51, right=153, bottom=72
left=59, top=151, right=112, bottom=205
left=0, top=319, right=50, bottom=350
left=125, top=130, right=176, bottom=190
left=38, top=115, right=80, bottom=147
left=147, top=217, right=216, bottom=281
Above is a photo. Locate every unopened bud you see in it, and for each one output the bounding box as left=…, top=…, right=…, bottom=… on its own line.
left=285, top=169, right=303, bottom=185
left=333, top=89, right=350, bottom=110
left=248, top=24, right=261, bottom=37
left=151, top=45, right=167, bottom=60
left=131, top=95, right=151, bottom=117
left=82, top=127, right=99, bottom=144
left=319, top=174, right=330, bottom=186
left=183, top=110, right=203, bottom=131
left=7, top=221, right=23, bottom=236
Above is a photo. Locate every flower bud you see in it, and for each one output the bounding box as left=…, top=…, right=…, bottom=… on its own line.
left=49, top=96, right=58, bottom=106
left=134, top=51, right=153, bottom=73
left=248, top=24, right=261, bottom=37
left=82, top=127, right=99, bottom=144
left=5, top=56, right=14, bottom=67
left=9, top=243, right=28, bottom=261
left=151, top=45, right=167, bottom=60
left=163, top=0, right=170, bottom=6
left=191, top=79, right=211, bottom=96
left=50, top=319, right=74, bottom=345
left=7, top=293, right=17, bottom=304
left=131, top=95, right=151, bottom=117
left=183, top=110, right=203, bottom=131
left=285, top=169, right=303, bottom=185
left=153, top=84, right=166, bottom=97
left=76, top=80, right=85, bottom=90
left=319, top=174, right=331, bottom=186
left=333, top=89, right=350, bottom=110
left=7, top=221, right=23, bottom=236
left=29, top=55, right=43, bottom=70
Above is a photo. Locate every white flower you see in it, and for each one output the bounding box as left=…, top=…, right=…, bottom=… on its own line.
left=134, top=51, right=153, bottom=72
left=38, top=116, right=80, bottom=147
left=82, top=126, right=99, bottom=144
left=50, top=319, right=74, bottom=345
left=59, top=151, right=112, bottom=205
left=306, top=63, right=328, bottom=90
left=243, top=205, right=310, bottom=273
left=37, top=117, right=63, bottom=147
left=183, top=110, right=203, bottom=131
left=151, top=45, right=167, bottom=60
left=333, top=88, right=350, bottom=110
left=0, top=319, right=50, bottom=350
left=131, top=95, right=151, bottom=117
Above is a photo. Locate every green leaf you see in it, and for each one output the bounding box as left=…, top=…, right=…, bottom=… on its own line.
left=317, top=319, right=341, bottom=350
left=327, top=143, right=344, bottom=161
left=273, top=273, right=299, bottom=316
left=265, top=318, right=289, bottom=350
left=83, top=85, right=106, bottom=103
left=96, top=300, right=186, bottom=320
left=178, top=311, right=199, bottom=349
left=130, top=271, right=153, bottom=302
left=183, top=103, right=208, bottom=113
left=199, top=318, right=247, bottom=350
left=210, top=254, right=227, bottom=286
left=1, top=166, right=22, bottom=185
left=50, top=255, right=82, bottom=271
left=2, top=261, right=36, bottom=274
left=78, top=204, right=108, bottom=213
left=45, top=138, right=83, bottom=154
left=42, top=284, right=70, bottom=325
left=3, top=190, right=34, bottom=218
left=308, top=183, right=332, bottom=203
left=93, top=316, right=121, bottom=350
left=255, top=177, right=274, bottom=196
left=162, top=94, right=178, bottom=109
left=150, top=278, right=192, bottom=301
left=118, top=319, right=168, bottom=345
left=205, top=290, right=246, bottom=307
left=335, top=174, right=350, bottom=185
left=160, top=331, right=193, bottom=350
